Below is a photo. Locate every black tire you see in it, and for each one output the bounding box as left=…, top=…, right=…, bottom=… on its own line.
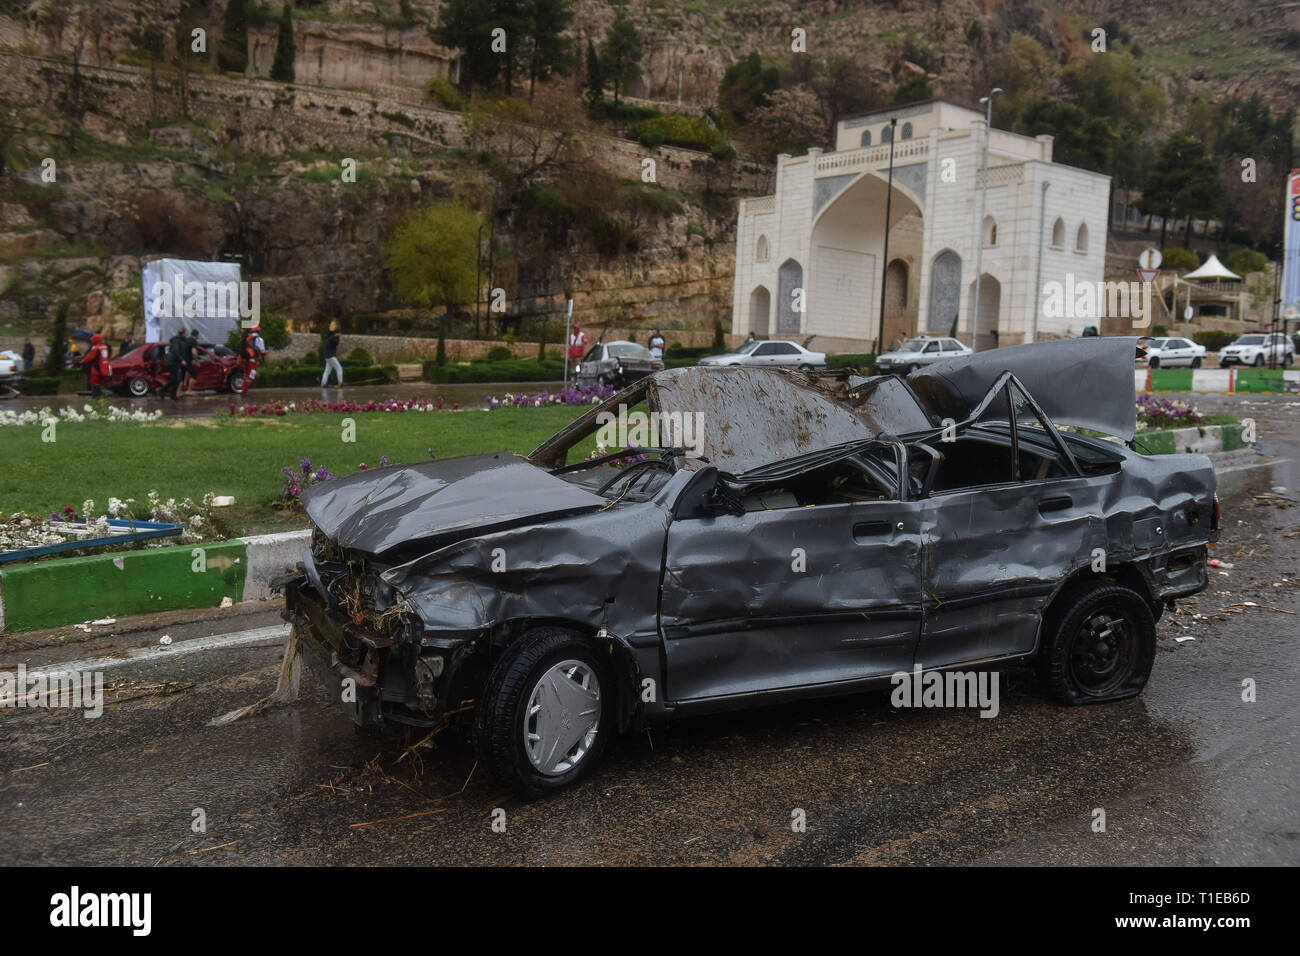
left=1253, top=354, right=1264, bottom=367
left=1148, top=356, right=1160, bottom=369
left=1191, top=357, right=1202, bottom=369
left=1036, top=583, right=1156, bottom=705
left=473, top=627, right=613, bottom=799
left=126, top=376, right=151, bottom=397
left=226, top=370, right=245, bottom=393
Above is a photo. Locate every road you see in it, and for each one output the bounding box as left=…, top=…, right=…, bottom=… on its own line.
left=2, top=393, right=1297, bottom=865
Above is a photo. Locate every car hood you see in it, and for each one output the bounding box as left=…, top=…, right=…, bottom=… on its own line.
left=907, top=336, right=1140, bottom=441
left=301, top=452, right=608, bottom=557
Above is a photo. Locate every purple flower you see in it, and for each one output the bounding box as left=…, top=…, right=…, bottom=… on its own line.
left=300, top=458, right=313, bottom=475
left=379, top=456, right=390, bottom=468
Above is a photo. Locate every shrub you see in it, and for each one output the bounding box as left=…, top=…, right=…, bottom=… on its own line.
left=1161, top=247, right=1199, bottom=271
left=1225, top=248, right=1269, bottom=275
left=486, top=344, right=513, bottom=362
left=16, top=375, right=60, bottom=395
left=828, top=353, right=878, bottom=370
left=257, top=364, right=398, bottom=387
left=424, top=76, right=466, bottom=111
left=1192, top=330, right=1236, bottom=351
left=631, top=114, right=729, bottom=153
left=346, top=346, right=374, bottom=364
left=422, top=358, right=564, bottom=384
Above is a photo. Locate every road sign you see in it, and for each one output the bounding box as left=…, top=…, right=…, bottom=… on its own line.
left=1184, top=306, right=1194, bottom=320
left=1138, top=267, right=1159, bottom=285
left=1138, top=247, right=1162, bottom=270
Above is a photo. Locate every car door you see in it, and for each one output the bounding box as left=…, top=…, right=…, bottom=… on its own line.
left=915, top=379, right=1107, bottom=669
left=749, top=342, right=780, bottom=365
left=193, top=347, right=225, bottom=390
left=918, top=340, right=943, bottom=365
left=659, top=457, right=923, bottom=703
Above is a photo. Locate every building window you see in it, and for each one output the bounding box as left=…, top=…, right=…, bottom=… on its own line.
left=860, top=129, right=871, bottom=147
left=901, top=122, right=913, bottom=140
left=1075, top=223, right=1088, bottom=253
left=756, top=234, right=769, bottom=262
left=983, top=215, right=997, bottom=247
left=1051, top=217, right=1065, bottom=249
left=881, top=125, right=893, bottom=143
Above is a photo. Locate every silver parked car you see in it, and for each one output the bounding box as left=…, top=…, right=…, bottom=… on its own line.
left=1138, top=336, right=1207, bottom=369
left=573, top=341, right=663, bottom=387
left=875, top=335, right=971, bottom=374
left=697, top=338, right=827, bottom=368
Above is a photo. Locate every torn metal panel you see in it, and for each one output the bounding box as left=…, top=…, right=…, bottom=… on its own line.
left=301, top=452, right=608, bottom=558
left=907, top=336, right=1140, bottom=440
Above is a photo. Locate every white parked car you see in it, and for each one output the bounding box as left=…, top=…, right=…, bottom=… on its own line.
left=0, top=350, right=22, bottom=384
left=698, top=339, right=827, bottom=369
left=874, top=335, right=972, bottom=374
left=1139, top=336, right=1207, bottom=369
left=1218, top=333, right=1295, bottom=368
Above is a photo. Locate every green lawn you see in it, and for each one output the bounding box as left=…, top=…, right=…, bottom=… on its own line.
left=2, top=406, right=598, bottom=536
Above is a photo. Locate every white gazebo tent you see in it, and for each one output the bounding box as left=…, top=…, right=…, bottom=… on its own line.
left=1182, top=253, right=1241, bottom=282
left=1174, top=254, right=1247, bottom=323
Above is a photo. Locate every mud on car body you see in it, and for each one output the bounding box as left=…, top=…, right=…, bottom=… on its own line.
left=280, top=337, right=1219, bottom=797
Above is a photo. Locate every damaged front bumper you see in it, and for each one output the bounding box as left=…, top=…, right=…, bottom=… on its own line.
left=281, top=572, right=475, bottom=730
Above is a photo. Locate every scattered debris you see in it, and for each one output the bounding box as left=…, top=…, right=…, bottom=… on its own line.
left=1175, top=635, right=1196, bottom=643
left=158, top=635, right=172, bottom=645
left=206, top=627, right=300, bottom=726
left=1220, top=602, right=1296, bottom=615
left=349, top=808, right=447, bottom=829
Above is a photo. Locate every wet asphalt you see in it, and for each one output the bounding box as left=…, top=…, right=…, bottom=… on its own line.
left=0, top=392, right=1297, bottom=866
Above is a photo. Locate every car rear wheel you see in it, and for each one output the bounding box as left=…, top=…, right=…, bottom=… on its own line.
left=1148, top=356, right=1160, bottom=369
left=126, top=376, right=151, bottom=397
left=474, top=627, right=612, bottom=798
left=226, top=370, right=244, bottom=393
left=1191, top=357, right=1202, bottom=368
left=1037, top=583, right=1156, bottom=704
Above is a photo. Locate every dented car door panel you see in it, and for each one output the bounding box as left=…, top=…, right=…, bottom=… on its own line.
left=661, top=498, right=922, bottom=702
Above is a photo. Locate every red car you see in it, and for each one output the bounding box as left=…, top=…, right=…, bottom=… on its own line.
left=106, top=343, right=246, bottom=397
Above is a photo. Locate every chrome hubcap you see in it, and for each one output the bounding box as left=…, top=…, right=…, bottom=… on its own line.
left=524, top=659, right=601, bottom=776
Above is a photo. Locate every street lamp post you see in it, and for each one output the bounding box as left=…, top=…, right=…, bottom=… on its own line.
left=971, top=87, right=1002, bottom=352
left=876, top=117, right=898, bottom=355
left=1031, top=181, right=1050, bottom=343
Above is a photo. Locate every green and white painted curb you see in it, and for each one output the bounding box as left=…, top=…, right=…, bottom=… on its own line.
left=1134, top=367, right=1299, bottom=393
left=0, top=530, right=309, bottom=634
left=1132, top=423, right=1248, bottom=456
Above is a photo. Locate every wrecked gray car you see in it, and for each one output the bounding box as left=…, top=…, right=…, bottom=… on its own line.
left=280, top=336, right=1219, bottom=797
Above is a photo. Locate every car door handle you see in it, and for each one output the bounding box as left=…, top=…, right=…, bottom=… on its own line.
left=853, top=520, right=892, bottom=539
left=1038, top=496, right=1072, bottom=513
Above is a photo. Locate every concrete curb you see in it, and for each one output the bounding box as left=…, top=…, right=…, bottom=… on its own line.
left=0, top=529, right=309, bottom=634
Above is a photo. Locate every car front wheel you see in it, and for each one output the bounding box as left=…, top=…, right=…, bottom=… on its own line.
left=474, top=627, right=612, bottom=798
left=1036, top=583, right=1156, bottom=704
left=1191, top=357, right=1202, bottom=368
left=1148, top=356, right=1160, bottom=369
left=1253, top=354, right=1264, bottom=367
left=126, top=376, right=151, bottom=397
left=226, top=370, right=244, bottom=392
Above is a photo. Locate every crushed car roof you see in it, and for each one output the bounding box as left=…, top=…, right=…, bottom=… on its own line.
left=907, top=336, right=1139, bottom=441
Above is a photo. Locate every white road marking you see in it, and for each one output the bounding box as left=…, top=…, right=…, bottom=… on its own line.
left=1214, top=458, right=1290, bottom=476
left=19, top=624, right=291, bottom=682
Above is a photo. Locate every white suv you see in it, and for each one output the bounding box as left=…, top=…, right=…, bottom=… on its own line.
left=1218, top=332, right=1295, bottom=368
left=874, top=336, right=972, bottom=374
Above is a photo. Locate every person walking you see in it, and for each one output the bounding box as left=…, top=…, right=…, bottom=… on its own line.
left=161, top=328, right=187, bottom=400
left=238, top=324, right=266, bottom=395
left=568, top=323, right=588, bottom=361
left=648, top=329, right=666, bottom=361
left=321, top=321, right=343, bottom=388
left=80, top=333, right=111, bottom=398
left=21, top=340, right=35, bottom=371
left=181, top=328, right=199, bottom=395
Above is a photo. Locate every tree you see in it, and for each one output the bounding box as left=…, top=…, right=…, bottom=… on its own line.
left=218, top=0, right=249, bottom=74
left=523, top=0, right=573, bottom=99
left=1140, top=133, right=1223, bottom=249
left=432, top=0, right=503, bottom=90
left=584, top=36, right=604, bottom=104
left=271, top=4, right=295, bottom=83
left=387, top=203, right=482, bottom=336
left=718, top=51, right=780, bottom=125
left=890, top=73, right=931, bottom=106
left=600, top=10, right=642, bottom=106
left=748, top=86, right=826, bottom=158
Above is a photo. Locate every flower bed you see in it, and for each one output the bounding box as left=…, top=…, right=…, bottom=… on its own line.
left=230, top=396, right=461, bottom=417
left=485, top=384, right=615, bottom=408
left=0, top=492, right=218, bottom=557
left=0, top=403, right=165, bottom=427
left=1136, top=394, right=1208, bottom=430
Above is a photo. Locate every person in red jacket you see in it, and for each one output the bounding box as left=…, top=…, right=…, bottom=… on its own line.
left=237, top=324, right=266, bottom=395
left=80, top=333, right=111, bottom=398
